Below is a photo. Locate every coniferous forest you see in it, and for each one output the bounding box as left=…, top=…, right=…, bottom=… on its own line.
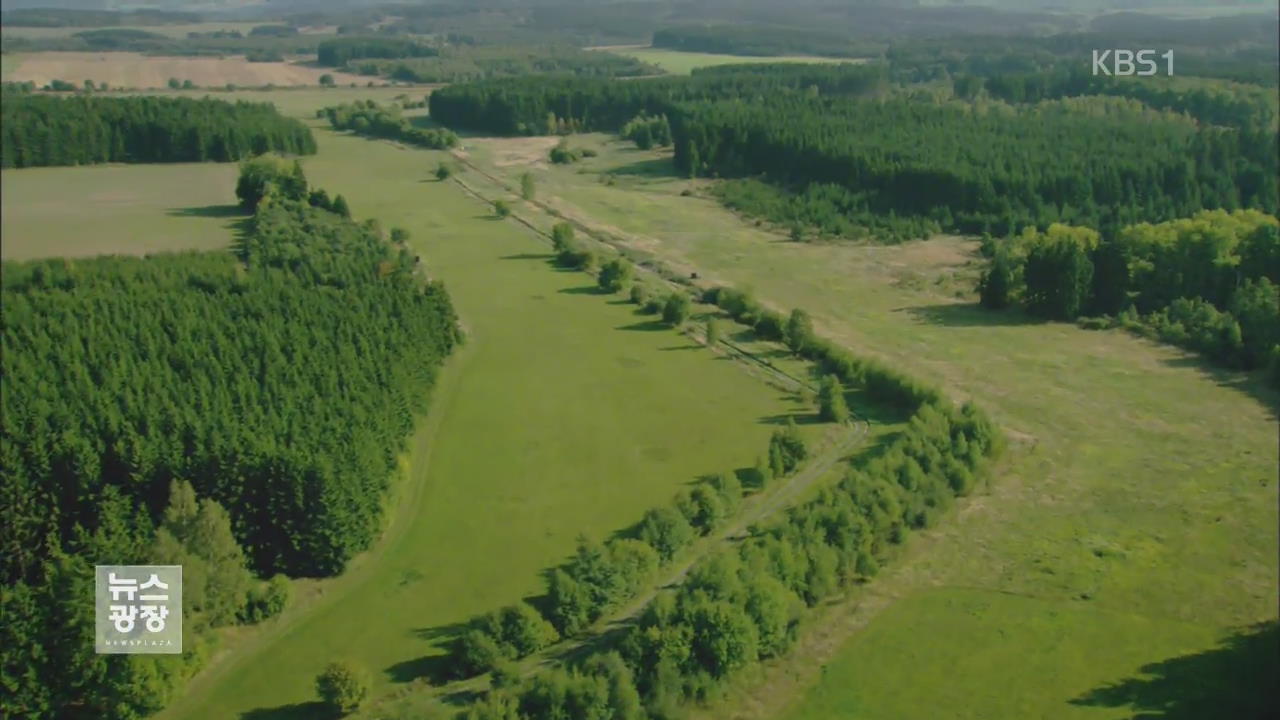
left=0, top=164, right=459, bottom=719
left=0, top=90, right=316, bottom=168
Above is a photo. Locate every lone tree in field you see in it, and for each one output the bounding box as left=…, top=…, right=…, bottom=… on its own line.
left=706, top=317, right=722, bottom=345
left=494, top=199, right=511, bottom=218
left=598, top=258, right=633, bottom=293
left=817, top=374, right=850, bottom=423
left=663, top=293, right=692, bottom=326
left=319, top=73, right=336, bottom=87
left=315, top=660, right=370, bottom=715
left=521, top=172, right=536, bottom=201
left=785, top=308, right=815, bottom=355
left=435, top=162, right=452, bottom=181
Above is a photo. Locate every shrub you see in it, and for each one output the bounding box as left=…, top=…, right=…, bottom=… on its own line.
left=662, top=293, right=692, bottom=326
left=315, top=661, right=370, bottom=715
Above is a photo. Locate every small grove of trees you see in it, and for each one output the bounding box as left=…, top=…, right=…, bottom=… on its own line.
left=620, top=113, right=672, bottom=150
left=977, top=211, right=1280, bottom=384
left=598, top=258, right=633, bottom=293
left=818, top=374, right=851, bottom=423
left=551, top=222, right=595, bottom=270
left=315, top=661, right=370, bottom=715
left=321, top=100, right=458, bottom=150
left=317, top=36, right=439, bottom=67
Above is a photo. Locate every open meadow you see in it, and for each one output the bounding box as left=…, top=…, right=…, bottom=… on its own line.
left=155, top=113, right=838, bottom=719
left=446, top=134, right=1280, bottom=720
left=600, top=46, right=862, bottom=74
left=1, top=161, right=240, bottom=261
left=0, top=51, right=366, bottom=89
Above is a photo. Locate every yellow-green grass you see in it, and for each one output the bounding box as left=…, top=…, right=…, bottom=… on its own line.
left=0, top=22, right=274, bottom=40
left=0, top=162, right=241, bottom=261
left=157, top=123, right=834, bottom=719
left=452, top=134, right=1280, bottom=720
left=1, top=51, right=368, bottom=90
left=604, top=46, right=862, bottom=74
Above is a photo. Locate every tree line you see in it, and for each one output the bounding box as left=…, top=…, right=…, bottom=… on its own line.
left=342, top=45, right=661, bottom=84
left=316, top=36, right=440, bottom=67
left=453, top=287, right=1003, bottom=720
left=652, top=25, right=873, bottom=58
left=978, top=210, right=1280, bottom=385
left=449, top=422, right=807, bottom=679
left=319, top=99, right=459, bottom=150
left=964, top=66, right=1276, bottom=131
left=0, top=91, right=316, bottom=168
left=1, top=161, right=460, bottom=718
left=426, top=63, right=887, bottom=136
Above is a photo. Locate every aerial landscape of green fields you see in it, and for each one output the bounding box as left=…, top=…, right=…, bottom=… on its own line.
left=1, top=2, right=1276, bottom=720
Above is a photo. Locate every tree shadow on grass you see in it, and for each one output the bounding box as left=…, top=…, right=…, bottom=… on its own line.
left=606, top=156, right=678, bottom=179
left=167, top=204, right=244, bottom=219
left=617, top=320, right=670, bottom=332
left=560, top=285, right=606, bottom=295
left=1159, top=355, right=1279, bottom=420
left=240, top=701, right=336, bottom=720
left=899, top=302, right=1044, bottom=328
left=1070, top=621, right=1279, bottom=719
left=758, top=412, right=822, bottom=426
left=499, top=252, right=554, bottom=261
left=658, top=344, right=703, bottom=351
left=385, top=652, right=457, bottom=685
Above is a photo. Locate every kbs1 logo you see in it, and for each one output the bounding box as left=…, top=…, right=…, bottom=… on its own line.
left=1092, top=50, right=1174, bottom=76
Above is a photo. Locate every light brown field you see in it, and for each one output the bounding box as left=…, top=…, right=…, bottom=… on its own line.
left=2, top=52, right=367, bottom=89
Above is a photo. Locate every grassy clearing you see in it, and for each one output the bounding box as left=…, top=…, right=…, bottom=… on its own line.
left=452, top=133, right=1280, bottom=720
left=1, top=52, right=367, bottom=89
left=603, top=46, right=862, bottom=74
left=0, top=162, right=242, bottom=261
left=156, top=119, right=838, bottom=719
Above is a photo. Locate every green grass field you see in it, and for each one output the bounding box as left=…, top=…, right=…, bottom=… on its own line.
left=452, top=135, right=1280, bottom=720
left=0, top=162, right=241, bottom=261
left=603, top=46, right=861, bottom=74
left=149, top=117, right=835, bottom=718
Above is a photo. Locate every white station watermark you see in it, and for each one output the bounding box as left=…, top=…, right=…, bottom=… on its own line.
left=1092, top=50, right=1174, bottom=76
left=95, top=565, right=183, bottom=654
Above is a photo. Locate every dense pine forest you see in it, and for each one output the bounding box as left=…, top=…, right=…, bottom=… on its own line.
left=427, top=64, right=887, bottom=135
left=0, top=162, right=459, bottom=719
left=669, top=94, right=1276, bottom=237
left=0, top=91, right=316, bottom=169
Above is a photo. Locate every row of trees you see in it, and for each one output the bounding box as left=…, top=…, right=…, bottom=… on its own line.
left=316, top=36, right=439, bottom=66
left=426, top=63, right=887, bottom=136
left=668, top=94, right=1276, bottom=238
left=451, top=425, right=804, bottom=678
left=458, top=291, right=1004, bottom=720
left=1, top=162, right=461, bottom=718
left=0, top=91, right=316, bottom=168
left=319, top=99, right=459, bottom=149
left=343, top=45, right=660, bottom=84
left=652, top=25, right=870, bottom=58
left=979, top=210, right=1280, bottom=382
